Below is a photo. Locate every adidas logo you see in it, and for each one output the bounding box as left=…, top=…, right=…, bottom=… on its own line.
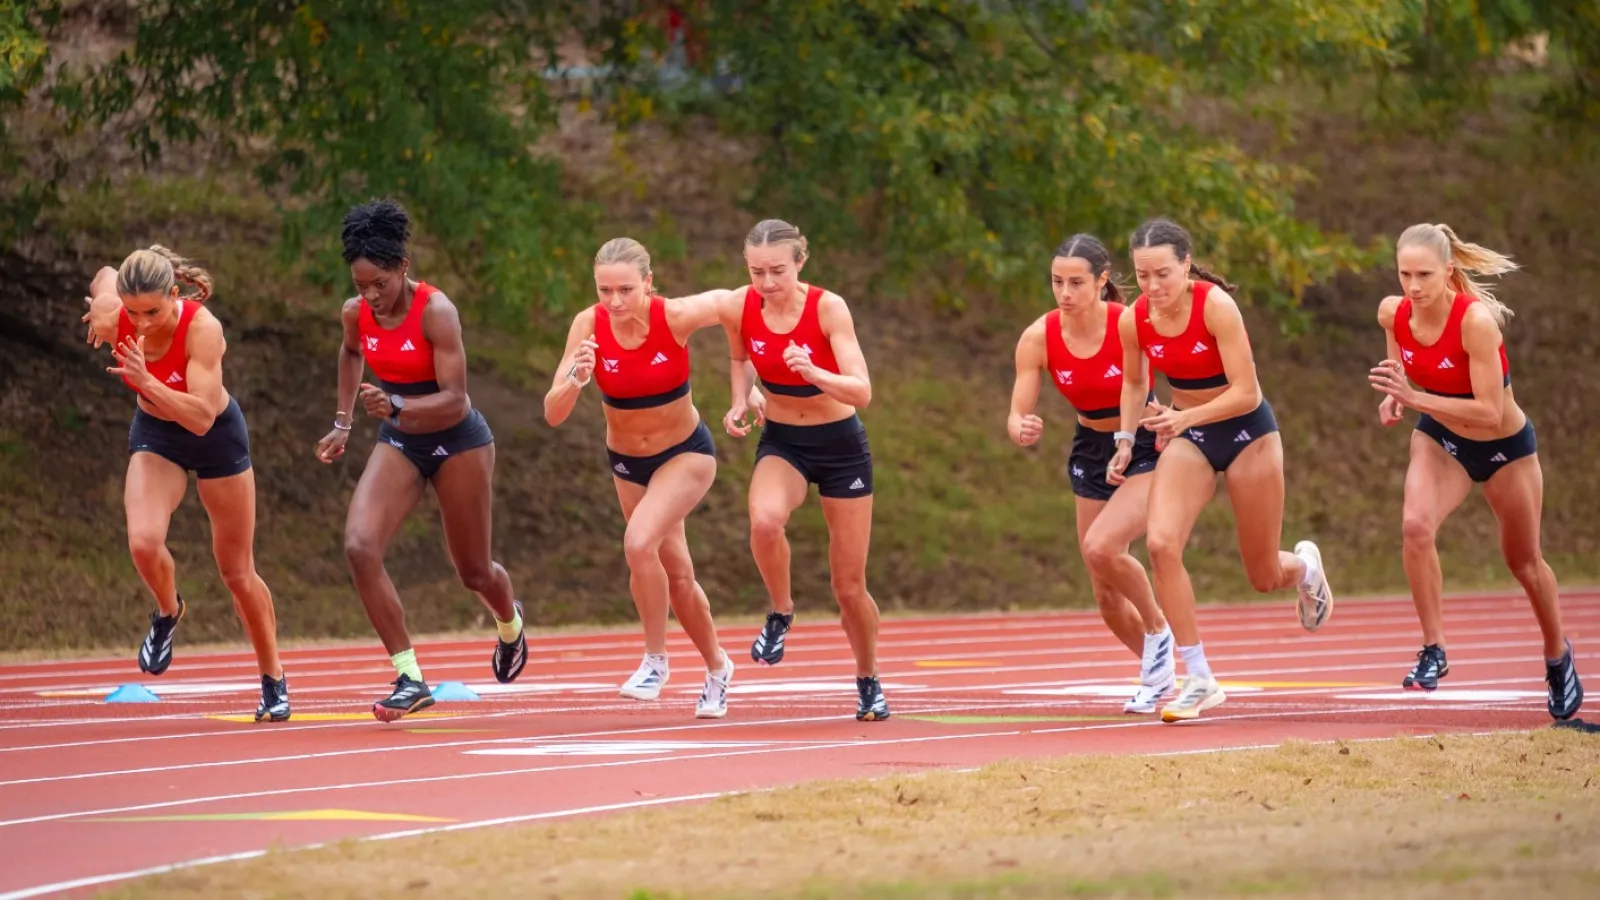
left=1442, top=440, right=1458, bottom=455
left=1193, top=341, right=1209, bottom=353
left=1234, top=430, right=1251, bottom=443
left=400, top=339, right=415, bottom=352
left=849, top=478, right=865, bottom=491
left=165, top=371, right=184, bottom=384
left=1104, top=364, right=1121, bottom=377
left=1056, top=370, right=1073, bottom=384
left=614, top=462, right=629, bottom=473
left=387, top=438, right=404, bottom=449
left=750, top=340, right=766, bottom=355
left=650, top=351, right=670, bottom=365
left=1437, top=358, right=1455, bottom=369
left=431, top=446, right=449, bottom=457
left=1490, top=452, right=1507, bottom=463
left=603, top=358, right=619, bottom=372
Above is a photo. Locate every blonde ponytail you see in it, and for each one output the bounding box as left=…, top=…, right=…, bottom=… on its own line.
left=1397, top=223, right=1516, bottom=326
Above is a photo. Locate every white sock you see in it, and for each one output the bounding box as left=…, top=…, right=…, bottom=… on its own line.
left=1298, top=550, right=1320, bottom=588
left=1178, top=644, right=1212, bottom=681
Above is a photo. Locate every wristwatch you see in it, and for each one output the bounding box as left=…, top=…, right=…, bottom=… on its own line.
left=388, top=394, right=405, bottom=423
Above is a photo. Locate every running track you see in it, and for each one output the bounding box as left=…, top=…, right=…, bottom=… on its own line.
left=0, top=591, right=1594, bottom=898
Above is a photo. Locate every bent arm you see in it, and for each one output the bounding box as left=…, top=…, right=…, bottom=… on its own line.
left=1008, top=324, right=1045, bottom=440
left=392, top=295, right=471, bottom=431
left=544, top=308, right=595, bottom=427
left=811, top=294, right=872, bottom=408
left=666, top=288, right=740, bottom=345
left=141, top=314, right=227, bottom=436
left=1178, top=292, right=1261, bottom=427
left=333, top=299, right=365, bottom=428
left=86, top=266, right=122, bottom=346
left=1116, top=312, right=1149, bottom=442
left=720, top=293, right=759, bottom=401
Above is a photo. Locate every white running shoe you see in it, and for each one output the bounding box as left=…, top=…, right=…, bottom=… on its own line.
left=1124, top=627, right=1176, bottom=714
left=620, top=653, right=669, bottom=701
left=695, top=654, right=734, bottom=719
left=1294, top=540, right=1333, bottom=632
left=1160, top=674, right=1226, bottom=723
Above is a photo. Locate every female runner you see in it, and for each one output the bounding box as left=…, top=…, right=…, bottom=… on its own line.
left=82, top=246, right=289, bottom=722
left=1007, top=233, right=1174, bottom=714
left=544, top=237, right=736, bottom=718
left=314, top=198, right=527, bottom=723
left=1369, top=222, right=1581, bottom=720
left=723, top=219, right=888, bottom=721
left=1110, top=218, right=1333, bottom=723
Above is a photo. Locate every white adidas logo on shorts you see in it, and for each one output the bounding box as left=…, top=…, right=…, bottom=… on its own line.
left=849, top=478, right=865, bottom=491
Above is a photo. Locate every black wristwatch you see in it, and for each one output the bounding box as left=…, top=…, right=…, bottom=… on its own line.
left=388, top=393, right=405, bottom=423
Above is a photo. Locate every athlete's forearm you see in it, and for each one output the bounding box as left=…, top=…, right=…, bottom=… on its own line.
left=1402, top=392, right=1501, bottom=429
left=1179, top=382, right=1261, bottom=428
left=808, top=370, right=871, bottom=408
left=730, top=358, right=755, bottom=400
left=140, top=381, right=220, bottom=436
left=543, top=375, right=583, bottom=427
left=1117, top=376, right=1149, bottom=439
left=334, top=346, right=363, bottom=426
left=391, top=389, right=470, bottom=432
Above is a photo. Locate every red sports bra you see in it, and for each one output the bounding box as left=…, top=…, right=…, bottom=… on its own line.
left=1394, top=293, right=1510, bottom=398
left=1133, top=281, right=1228, bottom=390
left=741, top=285, right=840, bottom=398
left=117, top=298, right=199, bottom=400
left=1043, top=304, right=1141, bottom=420
left=359, top=281, right=439, bottom=395
left=592, top=296, right=691, bottom=409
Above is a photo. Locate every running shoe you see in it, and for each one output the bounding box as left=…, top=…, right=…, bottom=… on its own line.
left=138, top=594, right=186, bottom=676
left=856, top=676, right=890, bottom=721
left=1547, top=640, right=1584, bottom=721
left=1125, top=627, right=1176, bottom=714
left=1294, top=540, right=1333, bottom=632
left=491, top=599, right=528, bottom=684
left=696, top=655, right=735, bottom=719
left=751, top=610, right=793, bottom=665
left=373, top=674, right=434, bottom=722
left=620, top=654, right=670, bottom=700
left=255, top=673, right=290, bottom=723
left=1161, top=674, right=1225, bottom=723
left=1402, top=644, right=1449, bottom=691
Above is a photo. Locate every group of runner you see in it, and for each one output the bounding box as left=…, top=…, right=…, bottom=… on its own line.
left=80, top=204, right=1583, bottom=726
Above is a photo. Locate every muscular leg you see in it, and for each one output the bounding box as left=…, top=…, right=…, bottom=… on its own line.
left=1074, top=496, right=1143, bottom=655
left=614, top=452, right=718, bottom=658
left=659, top=520, right=727, bottom=670
left=747, top=456, right=809, bottom=616
left=431, top=443, right=517, bottom=624
left=1079, top=471, right=1167, bottom=649
left=819, top=494, right=878, bottom=678
left=124, top=453, right=189, bottom=617
left=1481, top=455, right=1566, bottom=660
left=1400, top=432, right=1473, bottom=649
left=1220, top=434, right=1304, bottom=594
left=1143, top=441, right=1217, bottom=649
left=343, top=444, right=427, bottom=656
left=196, top=469, right=282, bottom=679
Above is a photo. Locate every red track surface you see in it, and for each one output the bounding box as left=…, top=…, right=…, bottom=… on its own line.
left=0, top=590, right=1594, bottom=898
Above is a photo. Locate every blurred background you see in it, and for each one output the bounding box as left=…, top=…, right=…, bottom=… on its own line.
left=3, top=0, right=1597, bottom=652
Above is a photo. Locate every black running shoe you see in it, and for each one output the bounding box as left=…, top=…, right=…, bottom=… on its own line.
left=138, top=595, right=186, bottom=676
left=491, top=599, right=528, bottom=684
left=751, top=611, right=793, bottom=666
left=856, top=675, right=890, bottom=722
left=1547, top=640, right=1584, bottom=721
left=255, top=674, right=290, bottom=723
left=1402, top=644, right=1448, bottom=691
left=373, top=674, right=434, bottom=723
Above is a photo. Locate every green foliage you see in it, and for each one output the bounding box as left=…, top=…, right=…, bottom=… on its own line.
left=605, top=0, right=1403, bottom=318
left=0, top=0, right=60, bottom=240
left=1385, top=0, right=1600, bottom=124
left=49, top=0, right=597, bottom=323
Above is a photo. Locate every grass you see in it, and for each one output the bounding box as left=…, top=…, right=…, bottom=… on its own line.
left=102, top=729, right=1600, bottom=899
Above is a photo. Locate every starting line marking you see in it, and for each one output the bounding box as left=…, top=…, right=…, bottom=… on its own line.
left=1332, top=689, right=1546, bottom=703
left=464, top=740, right=779, bottom=757
left=88, top=809, right=455, bottom=823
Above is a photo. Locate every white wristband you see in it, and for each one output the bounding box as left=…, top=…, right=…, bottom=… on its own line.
left=567, top=368, right=590, bottom=388
left=1114, top=430, right=1135, bottom=445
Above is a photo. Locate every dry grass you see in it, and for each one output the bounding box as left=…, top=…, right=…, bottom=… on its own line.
left=104, top=730, right=1600, bottom=899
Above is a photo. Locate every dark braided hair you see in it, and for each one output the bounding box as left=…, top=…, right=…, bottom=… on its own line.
left=340, top=198, right=411, bottom=270
left=1052, top=233, right=1123, bottom=304
left=1130, top=218, right=1238, bottom=293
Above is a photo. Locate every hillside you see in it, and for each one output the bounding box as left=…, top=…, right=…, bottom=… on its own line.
left=5, top=82, right=1599, bottom=653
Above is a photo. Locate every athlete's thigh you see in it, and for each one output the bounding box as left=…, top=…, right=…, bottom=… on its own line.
left=1145, top=440, right=1216, bottom=549
left=1404, top=431, right=1474, bottom=534
left=125, top=452, right=190, bottom=544
left=626, top=453, right=717, bottom=548
left=1480, top=454, right=1544, bottom=562
left=749, top=454, right=810, bottom=522
left=1221, top=433, right=1286, bottom=570
left=346, top=443, right=427, bottom=551
left=195, top=469, right=259, bottom=567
